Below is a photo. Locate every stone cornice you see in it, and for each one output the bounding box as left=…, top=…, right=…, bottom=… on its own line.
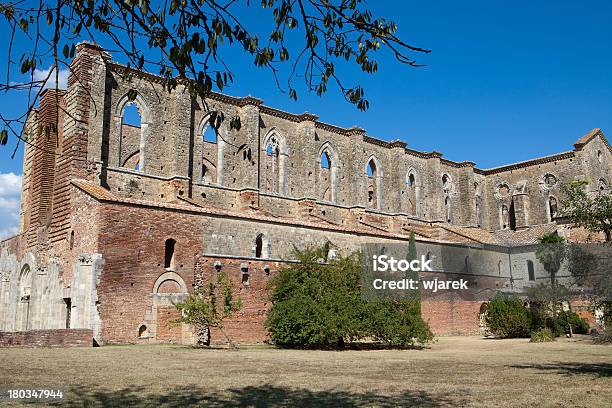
left=479, top=151, right=576, bottom=175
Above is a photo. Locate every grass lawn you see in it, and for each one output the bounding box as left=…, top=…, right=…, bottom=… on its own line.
left=0, top=335, right=610, bottom=407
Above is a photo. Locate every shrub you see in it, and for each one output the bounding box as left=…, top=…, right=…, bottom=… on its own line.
left=557, top=311, right=590, bottom=335
left=265, top=246, right=433, bottom=348
left=530, top=328, right=556, bottom=343
left=485, top=294, right=531, bottom=338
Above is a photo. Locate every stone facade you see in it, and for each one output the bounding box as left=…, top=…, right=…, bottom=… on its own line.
left=0, top=43, right=610, bottom=345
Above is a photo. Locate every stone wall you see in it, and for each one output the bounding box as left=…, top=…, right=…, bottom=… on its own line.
left=0, top=329, right=93, bottom=348
left=0, top=43, right=608, bottom=346
left=76, top=44, right=611, bottom=234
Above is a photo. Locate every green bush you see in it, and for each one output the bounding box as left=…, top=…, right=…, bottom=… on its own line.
left=557, top=311, right=590, bottom=335
left=530, top=327, right=556, bottom=343
left=265, top=246, right=433, bottom=348
left=485, top=294, right=531, bottom=338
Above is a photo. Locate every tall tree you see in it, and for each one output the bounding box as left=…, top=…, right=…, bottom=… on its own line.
left=0, top=0, right=429, bottom=150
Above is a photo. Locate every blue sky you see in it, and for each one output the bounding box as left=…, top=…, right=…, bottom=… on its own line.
left=1, top=1, right=611, bottom=237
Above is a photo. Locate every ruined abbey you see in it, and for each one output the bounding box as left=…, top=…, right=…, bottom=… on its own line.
left=0, top=43, right=610, bottom=345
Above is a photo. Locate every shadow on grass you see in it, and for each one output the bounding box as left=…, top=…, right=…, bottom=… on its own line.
left=28, top=384, right=463, bottom=407
left=274, top=343, right=430, bottom=351
left=509, top=362, right=612, bottom=378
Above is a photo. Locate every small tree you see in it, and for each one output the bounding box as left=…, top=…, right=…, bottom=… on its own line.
left=561, top=180, right=612, bottom=242
left=536, top=232, right=566, bottom=287
left=173, top=271, right=242, bottom=348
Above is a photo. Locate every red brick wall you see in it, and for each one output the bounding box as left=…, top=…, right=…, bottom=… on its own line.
left=421, top=299, right=483, bottom=335
left=197, top=257, right=275, bottom=344
left=155, top=307, right=183, bottom=342
left=0, top=329, right=93, bottom=347
left=96, top=202, right=200, bottom=343
left=93, top=199, right=489, bottom=343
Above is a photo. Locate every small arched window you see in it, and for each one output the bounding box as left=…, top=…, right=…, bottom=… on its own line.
left=527, top=260, right=535, bottom=281
left=255, top=234, right=264, bottom=258
left=19, top=265, right=32, bottom=300
left=164, top=239, right=176, bottom=270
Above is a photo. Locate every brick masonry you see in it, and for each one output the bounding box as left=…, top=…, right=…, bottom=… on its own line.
left=0, top=43, right=609, bottom=345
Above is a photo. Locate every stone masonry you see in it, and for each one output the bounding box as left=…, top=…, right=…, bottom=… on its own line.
left=0, top=42, right=610, bottom=345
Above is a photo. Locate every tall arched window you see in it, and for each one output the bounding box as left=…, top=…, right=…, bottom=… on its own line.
left=200, top=118, right=220, bottom=184
left=406, top=171, right=418, bottom=216
left=266, top=142, right=280, bottom=193
left=442, top=174, right=452, bottom=223
left=509, top=199, right=517, bottom=230
left=318, top=146, right=337, bottom=202
left=548, top=196, right=558, bottom=222
left=501, top=204, right=510, bottom=229
left=121, top=103, right=142, bottom=170
left=164, top=239, right=176, bottom=270
left=366, top=157, right=381, bottom=209
left=16, top=265, right=32, bottom=331
left=116, top=93, right=150, bottom=173
left=320, top=151, right=331, bottom=201
left=263, top=130, right=286, bottom=195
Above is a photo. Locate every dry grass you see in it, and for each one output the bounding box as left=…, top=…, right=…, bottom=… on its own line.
left=0, top=335, right=610, bottom=407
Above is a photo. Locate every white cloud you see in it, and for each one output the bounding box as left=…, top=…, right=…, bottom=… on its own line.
left=0, top=172, right=22, bottom=240
left=33, top=67, right=69, bottom=90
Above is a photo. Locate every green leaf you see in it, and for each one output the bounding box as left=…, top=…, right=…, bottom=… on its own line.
left=20, top=58, right=30, bottom=74
left=215, top=71, right=223, bottom=90
left=0, top=129, right=8, bottom=146
left=127, top=89, right=137, bottom=101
